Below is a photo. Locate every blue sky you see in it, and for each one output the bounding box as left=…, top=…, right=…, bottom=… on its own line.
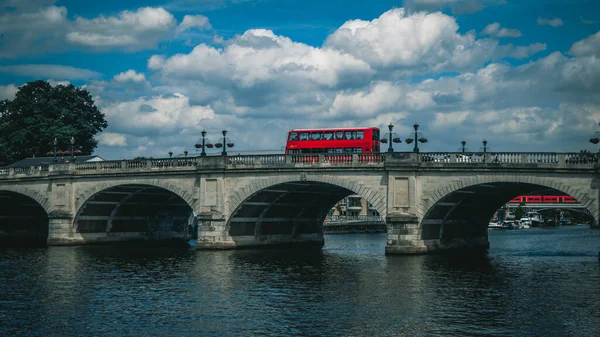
left=1, top=0, right=600, bottom=159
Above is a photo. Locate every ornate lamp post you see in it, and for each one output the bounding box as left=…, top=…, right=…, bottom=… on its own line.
left=387, top=123, right=394, bottom=152
left=461, top=140, right=467, bottom=153
left=590, top=122, right=600, bottom=151
left=70, top=136, right=75, bottom=162
left=184, top=150, right=188, bottom=159
left=404, top=122, right=427, bottom=153
left=53, top=138, right=58, bottom=162
left=168, top=151, right=173, bottom=158
left=215, top=129, right=234, bottom=156
left=482, top=139, right=488, bottom=153
left=379, top=123, right=402, bottom=152
left=195, top=130, right=209, bottom=157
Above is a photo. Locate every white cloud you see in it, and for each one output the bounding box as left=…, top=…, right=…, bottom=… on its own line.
left=569, top=31, right=600, bottom=58
left=46, top=79, right=71, bottom=86
left=67, top=7, right=176, bottom=50
left=97, top=132, right=128, bottom=147
left=482, top=22, right=522, bottom=38
left=177, top=14, right=212, bottom=34
left=0, top=64, right=101, bottom=80
left=509, top=43, right=547, bottom=59
left=0, top=4, right=212, bottom=57
left=324, top=9, right=500, bottom=74
left=537, top=17, right=564, bottom=27
left=113, top=70, right=146, bottom=82
left=432, top=110, right=470, bottom=129
left=0, top=84, right=18, bottom=100
left=0, top=4, right=69, bottom=58
left=102, top=93, right=215, bottom=136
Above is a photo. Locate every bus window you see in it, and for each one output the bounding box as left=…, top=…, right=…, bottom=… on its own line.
left=335, top=148, right=343, bottom=154
left=300, top=132, right=309, bottom=141
left=344, top=148, right=353, bottom=153
left=345, top=131, right=353, bottom=140
left=356, top=148, right=362, bottom=153
left=324, top=132, right=334, bottom=140
left=335, top=131, right=344, bottom=140
left=325, top=148, right=335, bottom=153
left=312, top=148, right=324, bottom=154
left=300, top=148, right=311, bottom=154
left=311, top=132, right=321, bottom=140
left=287, top=149, right=299, bottom=154
left=289, top=132, right=298, bottom=141
left=373, top=130, right=380, bottom=140
left=356, top=131, right=364, bottom=140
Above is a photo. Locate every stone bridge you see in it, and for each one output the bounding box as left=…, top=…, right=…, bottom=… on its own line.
left=0, top=152, right=598, bottom=254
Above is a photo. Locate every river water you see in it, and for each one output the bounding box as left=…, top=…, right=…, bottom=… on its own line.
left=1, top=226, right=599, bottom=337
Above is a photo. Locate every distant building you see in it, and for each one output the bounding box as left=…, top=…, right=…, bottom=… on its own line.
left=9, top=155, right=104, bottom=167
left=329, top=194, right=380, bottom=217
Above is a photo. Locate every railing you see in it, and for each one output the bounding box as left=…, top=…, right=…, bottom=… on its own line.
left=420, top=152, right=598, bottom=165
left=0, top=152, right=596, bottom=178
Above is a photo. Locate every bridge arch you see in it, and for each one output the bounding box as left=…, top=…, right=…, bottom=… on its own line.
left=76, top=179, right=197, bottom=213
left=225, top=175, right=387, bottom=239
left=0, top=187, right=49, bottom=244
left=74, top=182, right=196, bottom=242
left=226, top=175, right=387, bottom=219
left=418, top=175, right=598, bottom=242
left=0, top=186, right=50, bottom=214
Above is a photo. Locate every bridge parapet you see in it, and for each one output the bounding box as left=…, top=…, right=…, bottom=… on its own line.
left=0, top=152, right=597, bottom=179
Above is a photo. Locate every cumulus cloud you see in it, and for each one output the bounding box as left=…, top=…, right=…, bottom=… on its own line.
left=569, top=31, right=600, bottom=58
left=0, top=4, right=69, bottom=58
left=0, top=64, right=101, bottom=80
left=481, top=22, right=522, bottom=38
left=0, top=3, right=212, bottom=57
left=4, top=5, right=598, bottom=157
left=537, top=17, right=563, bottom=27
left=97, top=132, right=128, bottom=147
left=67, top=7, right=176, bottom=50
left=113, top=70, right=146, bottom=82
left=177, top=14, right=212, bottom=34
left=324, top=9, right=500, bottom=75
left=0, top=84, right=18, bottom=100
left=404, top=0, right=506, bottom=14
left=509, top=43, right=547, bottom=59
left=101, top=93, right=215, bottom=136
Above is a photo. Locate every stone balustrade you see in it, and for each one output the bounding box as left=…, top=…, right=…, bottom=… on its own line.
left=0, top=152, right=597, bottom=179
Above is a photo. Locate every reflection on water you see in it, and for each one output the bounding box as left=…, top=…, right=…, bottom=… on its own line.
left=1, top=227, right=599, bottom=337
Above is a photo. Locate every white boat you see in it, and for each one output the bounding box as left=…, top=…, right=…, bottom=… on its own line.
left=488, top=222, right=504, bottom=229
left=526, top=212, right=543, bottom=227
left=519, top=218, right=531, bottom=229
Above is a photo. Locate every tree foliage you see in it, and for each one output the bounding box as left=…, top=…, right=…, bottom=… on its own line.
left=0, top=81, right=107, bottom=165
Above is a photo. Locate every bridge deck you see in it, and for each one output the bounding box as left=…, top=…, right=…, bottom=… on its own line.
left=0, top=152, right=597, bottom=179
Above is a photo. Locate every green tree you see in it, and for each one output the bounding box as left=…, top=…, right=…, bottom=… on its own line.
left=514, top=205, right=525, bottom=220
left=0, top=81, right=107, bottom=165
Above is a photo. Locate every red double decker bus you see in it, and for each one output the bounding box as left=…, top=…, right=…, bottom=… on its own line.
left=285, top=127, right=381, bottom=154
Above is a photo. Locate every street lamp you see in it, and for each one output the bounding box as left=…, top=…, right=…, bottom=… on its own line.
left=387, top=123, right=394, bottom=153
left=53, top=138, right=58, bottom=162
left=482, top=139, right=488, bottom=153
left=590, top=122, right=600, bottom=150
left=404, top=122, right=427, bottom=153
left=70, top=136, right=75, bottom=162
left=379, top=123, right=402, bottom=152
left=461, top=140, right=467, bottom=153
left=215, top=129, right=234, bottom=156
left=184, top=150, right=188, bottom=158
left=195, top=130, right=209, bottom=157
